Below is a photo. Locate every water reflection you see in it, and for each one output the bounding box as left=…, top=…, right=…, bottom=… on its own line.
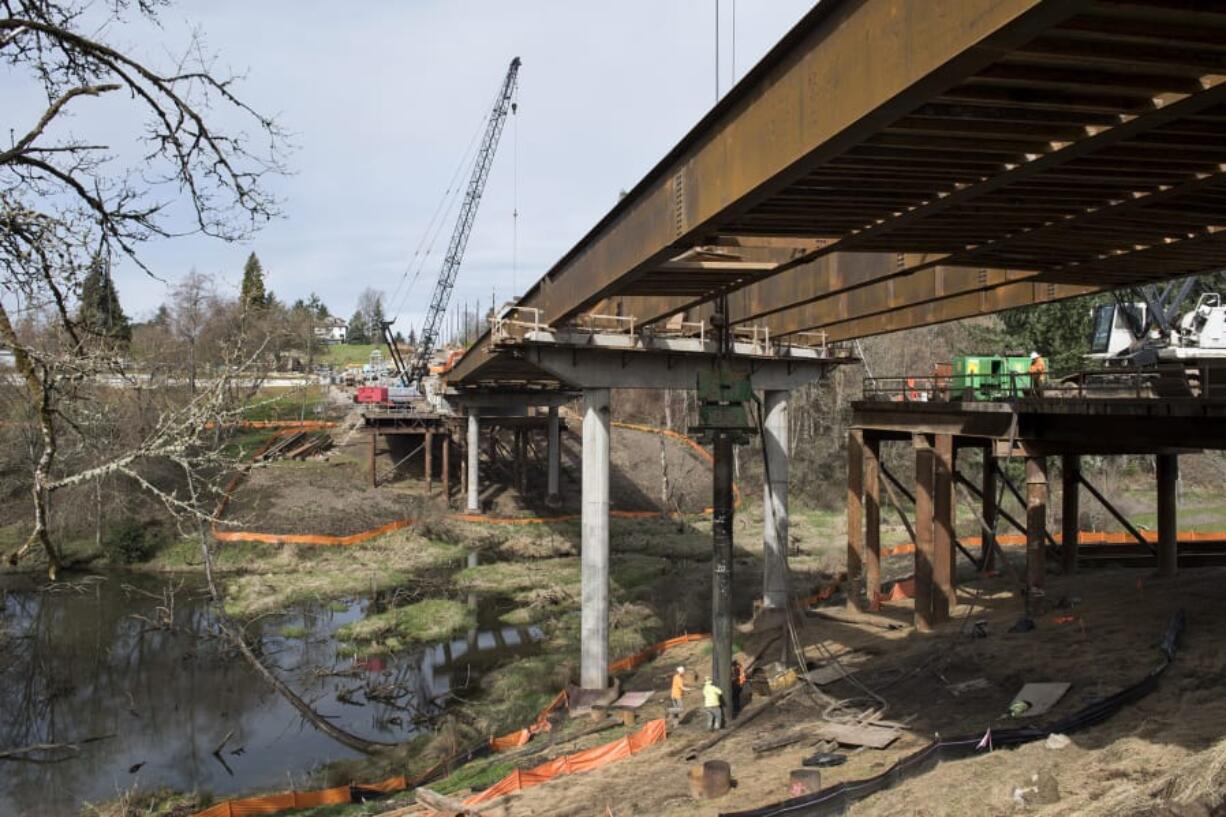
left=0, top=574, right=540, bottom=817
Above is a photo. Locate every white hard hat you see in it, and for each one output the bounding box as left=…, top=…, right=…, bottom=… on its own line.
left=676, top=666, right=685, bottom=674
left=1030, top=351, right=1040, bottom=359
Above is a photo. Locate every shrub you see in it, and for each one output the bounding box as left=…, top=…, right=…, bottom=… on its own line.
left=103, top=520, right=158, bottom=564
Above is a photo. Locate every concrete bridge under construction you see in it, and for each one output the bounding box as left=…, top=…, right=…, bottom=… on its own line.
left=431, top=0, right=1226, bottom=701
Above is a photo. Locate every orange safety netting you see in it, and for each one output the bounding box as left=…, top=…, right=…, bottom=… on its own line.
left=467, top=719, right=667, bottom=807
left=963, top=530, right=1226, bottom=546
left=188, top=635, right=698, bottom=817
left=190, top=785, right=350, bottom=817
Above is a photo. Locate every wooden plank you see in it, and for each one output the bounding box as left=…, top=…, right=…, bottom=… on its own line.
left=812, top=721, right=900, bottom=750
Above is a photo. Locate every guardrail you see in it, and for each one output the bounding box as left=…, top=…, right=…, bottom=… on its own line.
left=863, top=369, right=1162, bottom=402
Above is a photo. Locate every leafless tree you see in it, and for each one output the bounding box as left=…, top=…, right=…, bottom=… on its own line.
left=1, top=0, right=287, bottom=576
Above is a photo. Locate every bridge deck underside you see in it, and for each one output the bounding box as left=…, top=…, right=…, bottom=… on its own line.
left=451, top=0, right=1226, bottom=385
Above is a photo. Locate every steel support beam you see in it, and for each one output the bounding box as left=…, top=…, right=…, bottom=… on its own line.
left=847, top=429, right=865, bottom=611
left=1157, top=454, right=1179, bottom=578
left=1061, top=455, right=1080, bottom=575
left=1025, top=456, right=1048, bottom=619
left=547, top=405, right=561, bottom=505
left=933, top=433, right=956, bottom=622
left=712, top=432, right=735, bottom=724
left=914, top=434, right=935, bottom=633
left=864, top=433, right=882, bottom=611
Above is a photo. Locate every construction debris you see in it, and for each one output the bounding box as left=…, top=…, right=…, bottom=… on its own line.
left=258, top=430, right=334, bottom=461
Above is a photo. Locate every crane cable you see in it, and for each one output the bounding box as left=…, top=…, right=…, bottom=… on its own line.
left=512, top=80, right=519, bottom=298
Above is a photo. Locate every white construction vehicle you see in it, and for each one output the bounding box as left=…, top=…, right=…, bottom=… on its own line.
left=1087, top=282, right=1226, bottom=368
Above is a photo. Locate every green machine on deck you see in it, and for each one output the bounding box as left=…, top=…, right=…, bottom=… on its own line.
left=950, top=354, right=1033, bottom=400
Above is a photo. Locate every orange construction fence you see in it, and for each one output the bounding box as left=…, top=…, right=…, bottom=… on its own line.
left=467, top=719, right=667, bottom=807
left=488, top=633, right=707, bottom=751
left=187, top=633, right=701, bottom=817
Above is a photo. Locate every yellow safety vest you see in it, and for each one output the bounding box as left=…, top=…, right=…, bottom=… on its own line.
left=703, top=682, right=722, bottom=708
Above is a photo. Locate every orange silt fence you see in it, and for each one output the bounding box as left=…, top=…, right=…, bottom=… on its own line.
left=467, top=719, right=667, bottom=807
left=489, top=636, right=705, bottom=751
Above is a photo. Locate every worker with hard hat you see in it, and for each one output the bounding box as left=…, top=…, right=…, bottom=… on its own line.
left=1028, top=350, right=1047, bottom=395
left=702, top=676, right=724, bottom=730
left=669, top=666, right=689, bottom=714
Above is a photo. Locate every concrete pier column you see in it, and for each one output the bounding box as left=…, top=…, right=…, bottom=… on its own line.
left=846, top=429, right=865, bottom=610
left=913, top=435, right=936, bottom=632
left=547, top=405, right=561, bottom=504
left=1026, top=456, right=1048, bottom=618
left=580, top=388, right=611, bottom=690
left=1061, top=455, right=1080, bottom=575
left=1157, top=454, right=1178, bottom=577
left=466, top=412, right=480, bottom=513
left=762, top=390, right=790, bottom=609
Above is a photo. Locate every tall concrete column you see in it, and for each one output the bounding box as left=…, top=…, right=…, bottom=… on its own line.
left=762, top=390, right=790, bottom=609
left=580, top=388, right=611, bottom=690
left=547, top=405, right=561, bottom=504
left=466, top=411, right=480, bottom=513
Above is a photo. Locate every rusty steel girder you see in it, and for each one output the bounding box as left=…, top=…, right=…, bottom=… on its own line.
left=508, top=0, right=1076, bottom=327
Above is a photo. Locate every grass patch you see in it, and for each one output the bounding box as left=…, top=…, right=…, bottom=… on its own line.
left=242, top=386, right=330, bottom=422
left=146, top=537, right=280, bottom=573
left=319, top=343, right=381, bottom=366
left=431, top=757, right=515, bottom=796
left=454, top=557, right=580, bottom=598
left=221, top=533, right=466, bottom=617
left=279, top=624, right=310, bottom=639
left=335, top=599, right=475, bottom=653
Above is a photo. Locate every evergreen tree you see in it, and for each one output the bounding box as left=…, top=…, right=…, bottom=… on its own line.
left=240, top=252, right=267, bottom=310
left=78, top=255, right=131, bottom=345
left=307, top=292, right=329, bottom=318
left=151, top=304, right=172, bottom=328
left=347, top=309, right=369, bottom=344
left=407, top=326, right=417, bottom=347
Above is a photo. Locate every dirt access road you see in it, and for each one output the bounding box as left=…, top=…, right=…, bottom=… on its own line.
left=473, top=567, right=1224, bottom=817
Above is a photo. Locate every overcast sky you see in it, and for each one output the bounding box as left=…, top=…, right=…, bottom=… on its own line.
left=47, top=1, right=817, bottom=330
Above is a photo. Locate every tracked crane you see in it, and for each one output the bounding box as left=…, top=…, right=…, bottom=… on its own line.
left=384, top=57, right=521, bottom=388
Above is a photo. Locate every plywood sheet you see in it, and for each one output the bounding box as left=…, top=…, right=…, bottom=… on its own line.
left=1011, top=682, right=1071, bottom=718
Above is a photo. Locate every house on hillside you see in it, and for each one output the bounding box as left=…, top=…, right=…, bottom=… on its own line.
left=314, top=316, right=347, bottom=344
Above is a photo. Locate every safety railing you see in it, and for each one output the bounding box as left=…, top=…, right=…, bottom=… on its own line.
left=490, top=306, right=546, bottom=342
left=862, top=369, right=1162, bottom=403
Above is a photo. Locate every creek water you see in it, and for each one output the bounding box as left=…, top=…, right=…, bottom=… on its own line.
left=0, top=573, right=541, bottom=817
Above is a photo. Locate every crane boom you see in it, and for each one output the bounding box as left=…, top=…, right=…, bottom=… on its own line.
left=389, top=57, right=521, bottom=387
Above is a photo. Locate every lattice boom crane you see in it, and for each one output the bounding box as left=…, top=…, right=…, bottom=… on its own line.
left=385, top=57, right=521, bottom=388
